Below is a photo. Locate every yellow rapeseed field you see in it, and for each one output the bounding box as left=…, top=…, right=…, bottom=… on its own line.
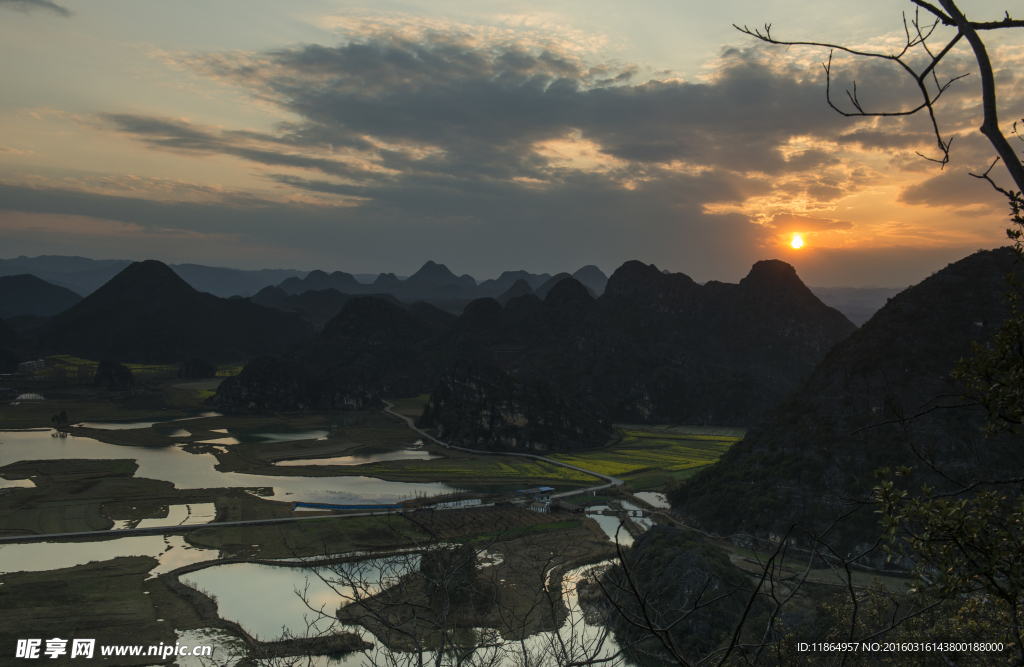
left=549, top=429, right=739, bottom=477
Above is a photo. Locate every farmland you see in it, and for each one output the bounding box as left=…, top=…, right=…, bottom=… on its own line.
left=549, top=428, right=742, bottom=490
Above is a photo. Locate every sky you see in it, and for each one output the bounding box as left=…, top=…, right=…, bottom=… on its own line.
left=1, top=0, right=1022, bottom=285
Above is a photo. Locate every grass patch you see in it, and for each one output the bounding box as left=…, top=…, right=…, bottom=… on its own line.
left=29, top=355, right=244, bottom=386
left=359, top=457, right=599, bottom=484
left=0, top=557, right=206, bottom=664
left=460, top=519, right=580, bottom=543
left=389, top=394, right=431, bottom=418
left=185, top=514, right=429, bottom=559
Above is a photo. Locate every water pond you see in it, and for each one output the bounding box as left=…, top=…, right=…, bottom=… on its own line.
left=276, top=443, right=438, bottom=467
left=196, top=425, right=330, bottom=446
left=184, top=557, right=622, bottom=666
left=0, top=429, right=463, bottom=504
left=632, top=491, right=669, bottom=509
left=76, top=411, right=223, bottom=430
left=0, top=534, right=217, bottom=576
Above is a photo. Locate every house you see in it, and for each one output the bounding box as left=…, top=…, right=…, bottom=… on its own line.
left=518, top=487, right=554, bottom=502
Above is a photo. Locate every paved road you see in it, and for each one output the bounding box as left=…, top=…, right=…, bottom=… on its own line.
left=0, top=405, right=621, bottom=544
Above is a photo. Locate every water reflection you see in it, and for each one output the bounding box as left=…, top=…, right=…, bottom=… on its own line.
left=0, top=477, right=35, bottom=489
left=185, top=557, right=624, bottom=666
left=201, top=427, right=330, bottom=445
left=276, top=446, right=437, bottom=467
left=588, top=514, right=634, bottom=547
left=133, top=503, right=217, bottom=530
left=186, top=562, right=366, bottom=640
left=0, top=535, right=218, bottom=575
left=632, top=492, right=669, bottom=509
left=0, top=429, right=462, bottom=504
left=153, top=428, right=191, bottom=439
left=77, top=412, right=223, bottom=430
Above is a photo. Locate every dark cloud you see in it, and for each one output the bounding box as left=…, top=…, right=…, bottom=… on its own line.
left=10, top=27, right=1013, bottom=285
left=897, top=168, right=1011, bottom=209
left=125, top=38, right=854, bottom=188
left=837, top=129, right=932, bottom=150
left=0, top=0, right=70, bottom=16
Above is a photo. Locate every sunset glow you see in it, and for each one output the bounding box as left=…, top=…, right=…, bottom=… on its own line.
left=0, top=1, right=1016, bottom=286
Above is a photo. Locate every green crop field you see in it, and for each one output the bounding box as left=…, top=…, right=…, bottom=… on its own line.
left=34, top=355, right=243, bottom=384
left=549, top=429, right=740, bottom=489
left=329, top=456, right=600, bottom=485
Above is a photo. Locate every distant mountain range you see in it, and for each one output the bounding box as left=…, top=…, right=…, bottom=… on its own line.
left=0, top=318, right=28, bottom=373
left=33, top=261, right=314, bottom=364
left=0, top=256, right=307, bottom=299
left=671, top=248, right=1020, bottom=558
left=251, top=287, right=405, bottom=331
left=809, top=286, right=905, bottom=326
left=1, top=253, right=897, bottom=324
left=0, top=274, right=82, bottom=319
left=216, top=258, right=856, bottom=451
left=270, top=261, right=607, bottom=312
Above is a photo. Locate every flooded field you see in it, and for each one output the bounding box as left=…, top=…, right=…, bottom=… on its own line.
left=77, top=412, right=224, bottom=430
left=633, top=491, right=669, bottom=508
left=184, top=555, right=622, bottom=666
left=0, top=409, right=681, bottom=667
left=0, top=429, right=462, bottom=504
left=275, top=442, right=438, bottom=467
left=0, top=534, right=217, bottom=575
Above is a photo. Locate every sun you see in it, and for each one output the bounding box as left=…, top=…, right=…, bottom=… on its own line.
left=791, top=234, right=804, bottom=249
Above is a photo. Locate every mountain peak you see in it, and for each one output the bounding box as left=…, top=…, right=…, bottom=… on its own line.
left=99, top=260, right=196, bottom=299
left=739, top=259, right=803, bottom=291
left=36, top=259, right=312, bottom=363
left=544, top=277, right=596, bottom=312
left=407, top=261, right=462, bottom=285
left=571, top=265, right=608, bottom=295
left=374, top=272, right=400, bottom=285
left=498, top=279, right=534, bottom=305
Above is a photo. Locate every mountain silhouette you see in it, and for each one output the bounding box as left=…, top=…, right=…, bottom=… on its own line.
left=0, top=274, right=82, bottom=319
left=497, top=279, right=534, bottom=305
left=671, top=248, right=1021, bottom=557
left=35, top=260, right=314, bottom=363
left=278, top=270, right=362, bottom=295
left=216, top=297, right=448, bottom=411
left=219, top=259, right=854, bottom=451
left=571, top=265, right=608, bottom=295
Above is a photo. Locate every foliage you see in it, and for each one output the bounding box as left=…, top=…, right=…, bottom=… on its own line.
left=177, top=357, right=217, bottom=380
left=874, top=191, right=1024, bottom=659
left=953, top=191, right=1024, bottom=436
left=875, top=469, right=1024, bottom=651
left=93, top=360, right=134, bottom=389
left=768, top=582, right=1007, bottom=666
left=602, top=525, right=761, bottom=664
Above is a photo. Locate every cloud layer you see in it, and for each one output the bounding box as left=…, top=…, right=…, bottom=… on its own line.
left=2, top=17, right=1021, bottom=281
left=0, top=0, right=69, bottom=16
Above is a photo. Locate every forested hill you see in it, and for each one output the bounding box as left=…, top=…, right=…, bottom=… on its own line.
left=217, top=258, right=855, bottom=452
left=35, top=260, right=314, bottom=364
left=670, top=247, right=1022, bottom=557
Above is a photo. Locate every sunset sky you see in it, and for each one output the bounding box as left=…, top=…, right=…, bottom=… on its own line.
left=2, top=0, right=1022, bottom=286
